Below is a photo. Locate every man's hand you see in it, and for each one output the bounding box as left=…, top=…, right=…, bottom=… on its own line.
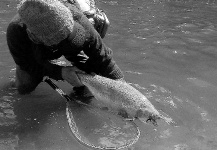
left=61, top=66, right=84, bottom=87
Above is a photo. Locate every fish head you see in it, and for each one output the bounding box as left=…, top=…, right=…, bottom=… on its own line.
left=135, top=109, right=162, bottom=126
left=134, top=109, right=175, bottom=126
left=117, top=108, right=162, bottom=126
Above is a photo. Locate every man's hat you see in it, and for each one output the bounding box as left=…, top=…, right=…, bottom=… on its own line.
left=18, top=0, right=74, bottom=46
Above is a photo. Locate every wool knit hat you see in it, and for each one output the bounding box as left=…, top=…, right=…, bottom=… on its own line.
left=17, top=0, right=74, bottom=46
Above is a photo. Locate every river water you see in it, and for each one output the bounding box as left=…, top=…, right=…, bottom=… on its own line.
left=1, top=0, right=217, bottom=150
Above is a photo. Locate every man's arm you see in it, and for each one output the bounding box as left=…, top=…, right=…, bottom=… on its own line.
left=66, top=13, right=124, bottom=80
left=6, top=18, right=63, bottom=81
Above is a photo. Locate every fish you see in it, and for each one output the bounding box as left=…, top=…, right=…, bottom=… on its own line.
left=76, top=72, right=173, bottom=126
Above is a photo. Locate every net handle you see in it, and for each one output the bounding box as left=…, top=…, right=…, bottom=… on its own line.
left=44, top=77, right=72, bottom=102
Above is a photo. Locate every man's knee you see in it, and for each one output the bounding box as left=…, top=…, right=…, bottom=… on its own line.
left=15, top=65, right=42, bottom=94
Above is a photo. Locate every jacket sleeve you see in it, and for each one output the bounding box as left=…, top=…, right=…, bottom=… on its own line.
left=6, top=17, right=63, bottom=81
left=65, top=10, right=124, bottom=80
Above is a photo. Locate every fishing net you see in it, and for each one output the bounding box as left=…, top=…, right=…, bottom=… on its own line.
left=66, top=101, right=140, bottom=149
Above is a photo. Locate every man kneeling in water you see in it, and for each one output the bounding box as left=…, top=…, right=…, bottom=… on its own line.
left=6, top=0, right=124, bottom=97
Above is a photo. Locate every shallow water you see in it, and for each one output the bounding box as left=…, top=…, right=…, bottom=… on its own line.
left=1, top=0, right=217, bottom=150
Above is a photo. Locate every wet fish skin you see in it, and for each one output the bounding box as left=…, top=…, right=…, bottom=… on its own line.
left=76, top=73, right=170, bottom=126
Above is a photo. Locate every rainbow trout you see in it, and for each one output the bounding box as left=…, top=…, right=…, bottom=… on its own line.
left=76, top=73, right=172, bottom=126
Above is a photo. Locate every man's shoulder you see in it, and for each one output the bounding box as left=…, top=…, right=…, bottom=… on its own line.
left=7, top=14, right=27, bottom=40
left=8, top=14, right=25, bottom=28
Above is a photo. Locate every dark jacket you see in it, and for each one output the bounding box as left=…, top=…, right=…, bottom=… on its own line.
left=6, top=4, right=123, bottom=82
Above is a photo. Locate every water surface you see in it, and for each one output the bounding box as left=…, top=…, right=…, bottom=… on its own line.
left=1, top=0, right=217, bottom=150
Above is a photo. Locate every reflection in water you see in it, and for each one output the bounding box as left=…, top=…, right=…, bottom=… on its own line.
left=1, top=0, right=217, bottom=149
left=0, top=80, right=18, bottom=150
left=0, top=77, right=69, bottom=150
